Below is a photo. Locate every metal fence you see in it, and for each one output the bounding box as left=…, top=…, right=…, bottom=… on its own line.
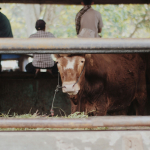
left=0, top=38, right=150, bottom=129
left=0, top=38, right=150, bottom=53
left=0, top=116, right=150, bottom=128
left=1, top=38, right=150, bottom=150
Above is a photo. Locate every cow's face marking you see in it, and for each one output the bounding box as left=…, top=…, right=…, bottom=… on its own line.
left=54, top=55, right=85, bottom=95
left=64, top=59, right=75, bottom=70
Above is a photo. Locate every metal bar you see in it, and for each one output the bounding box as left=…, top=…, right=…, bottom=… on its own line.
left=0, top=116, right=150, bottom=128
left=0, top=38, right=150, bottom=53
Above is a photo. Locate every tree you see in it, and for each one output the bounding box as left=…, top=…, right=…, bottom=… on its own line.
left=1, top=4, right=150, bottom=38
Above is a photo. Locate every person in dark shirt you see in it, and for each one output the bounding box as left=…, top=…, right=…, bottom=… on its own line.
left=0, top=8, right=13, bottom=72
left=0, top=8, right=13, bottom=37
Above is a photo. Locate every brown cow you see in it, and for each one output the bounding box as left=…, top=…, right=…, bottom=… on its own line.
left=52, top=54, right=147, bottom=116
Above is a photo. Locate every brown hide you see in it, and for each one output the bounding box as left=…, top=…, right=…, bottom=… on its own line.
left=54, top=54, right=147, bottom=116
left=140, top=53, right=150, bottom=115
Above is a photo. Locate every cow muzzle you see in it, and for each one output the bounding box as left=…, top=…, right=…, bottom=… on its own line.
left=62, top=82, right=80, bottom=95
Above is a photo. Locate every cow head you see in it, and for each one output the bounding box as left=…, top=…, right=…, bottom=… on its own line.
left=52, top=54, right=85, bottom=95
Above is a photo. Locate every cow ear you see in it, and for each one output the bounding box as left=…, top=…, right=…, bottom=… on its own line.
left=51, top=54, right=60, bottom=61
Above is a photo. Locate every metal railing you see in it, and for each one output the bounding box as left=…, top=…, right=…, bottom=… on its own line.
left=0, top=38, right=150, bottom=53
left=0, top=116, right=150, bottom=128
left=0, top=38, right=150, bottom=128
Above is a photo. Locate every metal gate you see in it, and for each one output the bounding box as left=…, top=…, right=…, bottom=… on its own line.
left=0, top=38, right=150, bottom=150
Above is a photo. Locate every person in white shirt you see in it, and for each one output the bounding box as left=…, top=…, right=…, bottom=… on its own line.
left=75, top=0, right=103, bottom=38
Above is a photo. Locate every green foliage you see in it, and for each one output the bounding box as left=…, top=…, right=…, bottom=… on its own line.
left=0, top=4, right=150, bottom=38
left=1, top=4, right=27, bottom=38
left=48, top=4, right=150, bottom=38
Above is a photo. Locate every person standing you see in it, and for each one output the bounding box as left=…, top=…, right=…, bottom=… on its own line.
left=0, top=8, right=13, bottom=72
left=0, top=8, right=13, bottom=37
left=75, top=0, right=103, bottom=38
left=26, top=19, right=55, bottom=76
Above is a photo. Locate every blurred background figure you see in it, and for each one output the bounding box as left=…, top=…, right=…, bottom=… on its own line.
left=75, top=0, right=103, bottom=38
left=25, top=19, right=57, bottom=76
left=0, top=7, right=13, bottom=73
left=0, top=8, right=30, bottom=73
left=0, top=7, right=13, bottom=37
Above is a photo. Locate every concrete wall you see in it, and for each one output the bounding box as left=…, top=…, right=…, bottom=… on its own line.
left=0, top=131, right=149, bottom=150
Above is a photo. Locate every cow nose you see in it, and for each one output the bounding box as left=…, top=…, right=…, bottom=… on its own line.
left=62, top=83, right=75, bottom=93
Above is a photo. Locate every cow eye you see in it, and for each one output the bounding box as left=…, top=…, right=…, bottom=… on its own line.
left=81, top=61, right=84, bottom=63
